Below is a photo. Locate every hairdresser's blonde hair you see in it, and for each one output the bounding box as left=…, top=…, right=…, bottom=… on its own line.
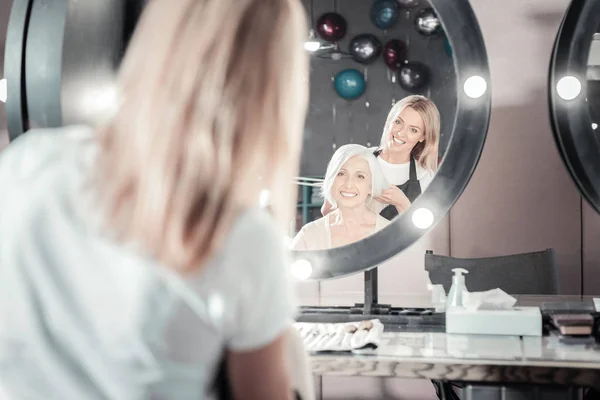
left=91, top=0, right=308, bottom=273
left=378, top=95, right=440, bottom=172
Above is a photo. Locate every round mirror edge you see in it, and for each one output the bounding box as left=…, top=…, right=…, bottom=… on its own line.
left=4, top=0, right=33, bottom=140
left=291, top=0, right=492, bottom=281
left=548, top=0, right=600, bottom=215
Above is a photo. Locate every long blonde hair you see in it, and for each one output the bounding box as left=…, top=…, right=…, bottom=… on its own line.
left=91, top=0, right=308, bottom=273
left=378, top=95, right=440, bottom=172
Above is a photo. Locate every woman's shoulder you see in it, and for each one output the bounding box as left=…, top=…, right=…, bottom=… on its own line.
left=299, top=216, right=328, bottom=233
left=0, top=125, right=94, bottom=181
left=415, top=162, right=436, bottom=179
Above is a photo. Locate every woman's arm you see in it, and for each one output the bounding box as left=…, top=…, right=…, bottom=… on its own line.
left=227, top=334, right=294, bottom=400
left=375, top=186, right=411, bottom=215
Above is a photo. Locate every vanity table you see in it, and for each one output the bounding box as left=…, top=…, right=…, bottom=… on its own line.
left=306, top=295, right=600, bottom=399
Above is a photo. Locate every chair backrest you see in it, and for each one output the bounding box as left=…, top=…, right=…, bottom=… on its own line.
left=424, top=248, right=559, bottom=295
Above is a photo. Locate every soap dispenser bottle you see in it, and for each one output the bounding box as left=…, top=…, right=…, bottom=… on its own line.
left=446, top=268, right=469, bottom=308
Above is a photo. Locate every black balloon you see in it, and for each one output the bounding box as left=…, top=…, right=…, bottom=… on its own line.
left=414, top=7, right=441, bottom=36
left=397, top=0, right=419, bottom=8
left=398, top=62, right=430, bottom=92
left=316, top=12, right=347, bottom=43
left=348, top=34, right=382, bottom=64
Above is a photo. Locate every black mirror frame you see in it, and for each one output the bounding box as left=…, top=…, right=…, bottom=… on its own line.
left=292, top=0, right=492, bottom=280
left=548, top=0, right=600, bottom=215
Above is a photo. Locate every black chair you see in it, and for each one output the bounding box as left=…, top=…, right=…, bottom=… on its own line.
left=425, top=248, right=559, bottom=295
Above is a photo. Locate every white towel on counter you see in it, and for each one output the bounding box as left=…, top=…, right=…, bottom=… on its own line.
left=294, top=319, right=384, bottom=353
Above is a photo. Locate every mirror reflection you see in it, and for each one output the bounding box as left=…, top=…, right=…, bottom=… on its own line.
left=293, top=0, right=455, bottom=250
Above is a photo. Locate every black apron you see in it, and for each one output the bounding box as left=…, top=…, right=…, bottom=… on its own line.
left=374, top=150, right=422, bottom=221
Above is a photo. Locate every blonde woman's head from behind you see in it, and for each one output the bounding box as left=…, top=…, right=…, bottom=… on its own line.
left=94, top=0, right=309, bottom=273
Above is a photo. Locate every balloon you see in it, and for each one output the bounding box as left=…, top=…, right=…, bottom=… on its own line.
left=316, top=12, right=347, bottom=43
left=348, top=34, right=382, bottom=65
left=370, top=0, right=399, bottom=30
left=397, top=0, right=419, bottom=8
left=415, top=7, right=441, bottom=36
left=334, top=69, right=366, bottom=100
left=444, top=37, right=452, bottom=57
left=398, top=62, right=430, bottom=92
left=383, top=39, right=408, bottom=71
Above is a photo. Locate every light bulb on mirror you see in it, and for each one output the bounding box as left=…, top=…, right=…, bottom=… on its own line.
left=291, top=259, right=313, bottom=280
left=412, top=207, right=434, bottom=229
left=0, top=78, right=7, bottom=103
left=463, top=76, right=487, bottom=99
left=556, top=76, right=581, bottom=100
left=592, top=123, right=598, bottom=130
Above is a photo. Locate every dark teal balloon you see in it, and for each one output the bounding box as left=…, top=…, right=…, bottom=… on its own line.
left=444, top=37, right=453, bottom=57
left=370, top=0, right=399, bottom=30
left=334, top=69, right=366, bottom=100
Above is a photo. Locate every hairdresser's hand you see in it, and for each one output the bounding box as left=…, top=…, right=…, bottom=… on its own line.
left=321, top=200, right=334, bottom=217
left=375, top=186, right=411, bottom=214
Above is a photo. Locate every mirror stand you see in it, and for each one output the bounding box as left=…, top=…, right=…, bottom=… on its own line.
left=348, top=268, right=392, bottom=315
left=298, top=268, right=445, bottom=329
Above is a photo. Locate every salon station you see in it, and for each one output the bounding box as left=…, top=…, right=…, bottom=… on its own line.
left=1, top=0, right=600, bottom=399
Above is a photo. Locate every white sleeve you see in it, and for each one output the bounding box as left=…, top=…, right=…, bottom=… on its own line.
left=228, top=210, right=298, bottom=352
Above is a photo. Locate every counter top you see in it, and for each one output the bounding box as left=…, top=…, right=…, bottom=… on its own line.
left=305, top=295, right=600, bottom=388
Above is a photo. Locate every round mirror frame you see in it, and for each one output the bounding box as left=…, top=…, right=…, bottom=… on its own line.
left=548, top=0, right=600, bottom=215
left=291, top=0, right=492, bottom=280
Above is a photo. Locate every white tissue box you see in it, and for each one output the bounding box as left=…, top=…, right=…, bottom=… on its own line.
left=446, top=307, right=542, bottom=336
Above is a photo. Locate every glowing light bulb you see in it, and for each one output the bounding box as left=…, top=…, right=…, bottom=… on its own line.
left=291, top=259, right=313, bottom=280
left=0, top=79, right=7, bottom=103
left=463, top=76, right=487, bottom=99
left=412, top=208, right=434, bottom=229
left=556, top=76, right=581, bottom=100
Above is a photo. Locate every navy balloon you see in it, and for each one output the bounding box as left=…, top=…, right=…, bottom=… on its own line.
left=370, top=0, right=399, bottom=30
left=334, top=69, right=366, bottom=100
left=443, top=37, right=452, bottom=57
left=398, top=62, right=430, bottom=92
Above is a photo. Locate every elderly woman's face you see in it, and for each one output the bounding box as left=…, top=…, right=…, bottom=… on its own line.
left=388, top=106, right=425, bottom=153
left=332, top=156, right=372, bottom=208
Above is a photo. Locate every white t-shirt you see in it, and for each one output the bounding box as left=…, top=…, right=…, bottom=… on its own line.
left=0, top=126, right=296, bottom=400
left=376, top=156, right=435, bottom=193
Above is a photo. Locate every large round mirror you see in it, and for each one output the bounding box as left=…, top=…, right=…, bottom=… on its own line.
left=291, top=0, right=491, bottom=279
left=549, top=0, right=600, bottom=215
left=3, top=0, right=491, bottom=282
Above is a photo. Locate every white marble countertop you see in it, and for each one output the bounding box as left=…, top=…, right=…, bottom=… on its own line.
left=305, top=295, right=600, bottom=388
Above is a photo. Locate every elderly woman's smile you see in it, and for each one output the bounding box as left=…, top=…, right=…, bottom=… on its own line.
left=332, top=156, right=372, bottom=207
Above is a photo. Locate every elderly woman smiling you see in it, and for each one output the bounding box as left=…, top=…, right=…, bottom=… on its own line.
left=292, top=144, right=391, bottom=250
